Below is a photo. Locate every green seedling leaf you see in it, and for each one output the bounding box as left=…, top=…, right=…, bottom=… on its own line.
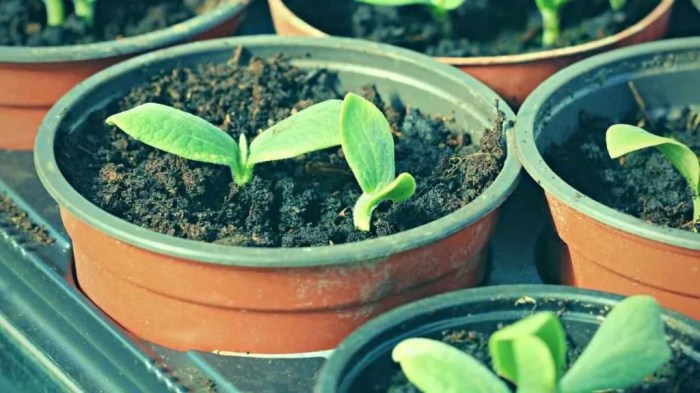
left=340, top=93, right=416, bottom=231
left=489, top=312, right=567, bottom=383
left=248, top=99, right=342, bottom=165
left=606, top=124, right=700, bottom=222
left=73, top=0, right=97, bottom=24
left=356, top=0, right=465, bottom=11
left=535, top=0, right=571, bottom=46
left=609, top=0, right=627, bottom=10
left=392, top=338, right=510, bottom=393
left=43, top=0, right=66, bottom=26
left=510, top=336, right=558, bottom=393
left=559, top=296, right=672, bottom=393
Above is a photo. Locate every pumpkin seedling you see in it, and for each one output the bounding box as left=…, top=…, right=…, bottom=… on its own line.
left=535, top=0, right=627, bottom=46
left=606, top=124, right=700, bottom=226
left=340, top=93, right=416, bottom=231
left=106, top=100, right=343, bottom=186
left=42, top=0, right=98, bottom=26
left=393, top=295, right=671, bottom=393
left=356, top=0, right=466, bottom=20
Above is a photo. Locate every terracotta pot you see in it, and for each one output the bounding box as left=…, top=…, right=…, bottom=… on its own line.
left=267, top=0, right=674, bottom=107
left=35, top=36, right=522, bottom=354
left=0, top=0, right=249, bottom=151
left=316, top=285, right=700, bottom=392
left=515, top=37, right=700, bottom=320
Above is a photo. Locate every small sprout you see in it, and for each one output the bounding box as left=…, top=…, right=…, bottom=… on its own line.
left=609, top=0, right=627, bottom=11
left=106, top=100, right=342, bottom=186
left=340, top=93, right=416, bottom=232
left=43, top=0, right=66, bottom=27
left=606, top=124, right=700, bottom=225
left=535, top=0, right=626, bottom=46
left=356, top=0, right=466, bottom=21
left=73, top=0, right=98, bottom=25
left=393, top=296, right=671, bottom=393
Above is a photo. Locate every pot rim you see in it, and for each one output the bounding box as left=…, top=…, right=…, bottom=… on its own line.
left=0, top=0, right=249, bottom=64
left=34, top=35, right=521, bottom=268
left=316, top=284, right=700, bottom=392
left=267, top=0, right=675, bottom=65
left=515, top=37, right=700, bottom=251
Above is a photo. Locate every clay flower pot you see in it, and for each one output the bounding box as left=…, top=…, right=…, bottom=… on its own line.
left=0, top=0, right=248, bottom=151
left=267, top=0, right=674, bottom=107
left=34, top=36, right=521, bottom=354
left=515, top=37, right=700, bottom=320
left=316, top=285, right=700, bottom=392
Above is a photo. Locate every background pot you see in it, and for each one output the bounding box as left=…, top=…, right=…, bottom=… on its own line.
left=316, top=285, right=700, bottom=392
left=267, top=0, right=674, bottom=107
left=515, top=37, right=700, bottom=320
left=34, top=36, right=521, bottom=354
left=0, top=0, right=249, bottom=151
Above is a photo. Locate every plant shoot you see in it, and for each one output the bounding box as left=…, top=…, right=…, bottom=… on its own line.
left=356, top=0, right=466, bottom=20
left=535, top=0, right=627, bottom=46
left=42, top=0, right=98, bottom=27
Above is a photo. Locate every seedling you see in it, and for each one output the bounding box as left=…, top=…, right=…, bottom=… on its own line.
left=606, top=124, right=700, bottom=225
left=535, top=0, right=626, bottom=46
left=356, top=0, right=466, bottom=20
left=393, top=295, right=671, bottom=393
left=42, top=0, right=97, bottom=27
left=340, top=93, right=416, bottom=231
left=106, top=100, right=343, bottom=186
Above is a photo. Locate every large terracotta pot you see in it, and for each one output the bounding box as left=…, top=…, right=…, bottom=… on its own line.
left=267, top=0, right=674, bottom=107
left=35, top=36, right=522, bottom=354
left=0, top=0, right=249, bottom=151
left=515, top=37, right=700, bottom=320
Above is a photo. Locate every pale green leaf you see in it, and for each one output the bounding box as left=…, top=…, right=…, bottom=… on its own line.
left=247, top=99, right=343, bottom=165
left=489, top=312, right=567, bottom=383
left=392, top=338, right=510, bottom=393
left=106, top=103, right=240, bottom=171
left=352, top=173, right=416, bottom=231
left=511, top=336, right=557, bottom=393
left=609, top=0, right=627, bottom=10
left=356, top=0, right=465, bottom=9
left=559, top=296, right=672, bottom=393
left=341, top=93, right=395, bottom=194
left=606, top=124, right=700, bottom=207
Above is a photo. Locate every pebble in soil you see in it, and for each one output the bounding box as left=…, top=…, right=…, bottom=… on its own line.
left=56, top=54, right=506, bottom=248
left=548, top=106, right=700, bottom=232
left=0, top=0, right=221, bottom=46
left=284, top=0, right=659, bottom=57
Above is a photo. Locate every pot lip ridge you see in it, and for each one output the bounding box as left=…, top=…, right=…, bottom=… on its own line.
left=34, top=35, right=522, bottom=269
left=268, top=0, right=675, bottom=66
left=316, top=284, right=700, bottom=392
left=0, top=0, right=249, bottom=64
left=515, top=37, right=700, bottom=252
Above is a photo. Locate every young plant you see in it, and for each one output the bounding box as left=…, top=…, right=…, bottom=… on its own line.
left=607, top=124, right=700, bottom=225
left=355, top=0, right=466, bottom=20
left=535, top=0, right=627, bottom=46
left=393, top=295, right=671, bottom=393
left=42, top=0, right=98, bottom=27
left=73, top=0, right=97, bottom=25
left=340, top=93, right=416, bottom=232
left=106, top=100, right=343, bottom=186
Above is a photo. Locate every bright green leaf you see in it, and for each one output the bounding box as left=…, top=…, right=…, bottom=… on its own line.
left=247, top=99, right=342, bottom=165
left=392, top=338, right=510, bottom=393
left=606, top=124, right=700, bottom=221
left=559, top=296, right=672, bottom=393
left=511, top=336, right=558, bottom=393
left=535, top=0, right=571, bottom=46
left=43, top=0, right=65, bottom=26
left=356, top=0, right=465, bottom=11
left=353, top=172, right=416, bottom=231
left=489, top=312, right=567, bottom=384
left=73, top=0, right=97, bottom=24
left=341, top=93, right=395, bottom=194
left=609, top=0, right=627, bottom=11
left=106, top=103, right=242, bottom=173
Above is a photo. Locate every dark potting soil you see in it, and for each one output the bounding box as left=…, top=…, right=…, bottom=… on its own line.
left=56, top=55, right=506, bottom=248
left=0, top=0, right=220, bottom=46
left=0, top=194, right=54, bottom=246
left=284, top=0, right=660, bottom=57
left=547, top=106, right=700, bottom=232
left=382, top=300, right=699, bottom=392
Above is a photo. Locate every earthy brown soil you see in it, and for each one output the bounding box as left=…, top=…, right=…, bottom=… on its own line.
left=284, top=0, right=659, bottom=57
left=547, top=107, right=700, bottom=232
left=56, top=54, right=506, bottom=247
left=0, top=0, right=220, bottom=46
left=0, top=194, right=54, bottom=245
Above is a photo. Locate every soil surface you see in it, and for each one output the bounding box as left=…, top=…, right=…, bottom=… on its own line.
left=0, top=194, right=54, bottom=245
left=0, top=0, right=220, bottom=46
left=57, top=54, right=505, bottom=248
left=284, top=0, right=660, bottom=57
left=547, top=106, right=700, bottom=232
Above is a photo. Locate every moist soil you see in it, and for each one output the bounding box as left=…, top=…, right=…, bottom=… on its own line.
left=547, top=106, right=700, bottom=232
left=0, top=193, right=54, bottom=245
left=56, top=54, right=506, bottom=248
left=284, top=0, right=660, bottom=57
left=0, top=0, right=220, bottom=46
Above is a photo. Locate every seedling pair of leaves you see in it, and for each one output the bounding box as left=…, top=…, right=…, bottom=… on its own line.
left=606, top=124, right=700, bottom=226
left=393, top=295, right=671, bottom=393
left=43, top=0, right=97, bottom=26
left=107, top=94, right=415, bottom=232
